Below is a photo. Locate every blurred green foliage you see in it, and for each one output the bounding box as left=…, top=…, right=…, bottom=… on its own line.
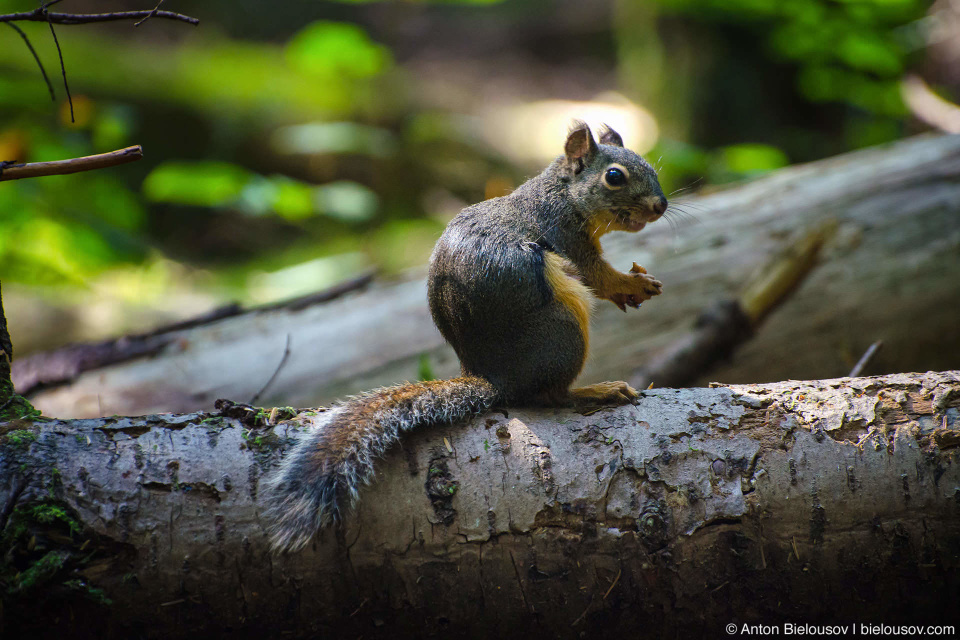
left=643, top=0, right=933, bottom=191
left=285, top=21, right=391, bottom=78
left=0, top=18, right=395, bottom=297
left=655, top=0, right=927, bottom=117
left=0, top=19, right=394, bottom=118
left=0, top=0, right=943, bottom=346
left=144, top=162, right=252, bottom=209
left=143, top=161, right=379, bottom=222
left=0, top=124, right=146, bottom=286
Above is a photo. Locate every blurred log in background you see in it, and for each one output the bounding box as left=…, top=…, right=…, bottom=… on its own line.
left=13, top=133, right=960, bottom=417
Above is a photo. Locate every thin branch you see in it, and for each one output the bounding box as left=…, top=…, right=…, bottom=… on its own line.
left=0, top=145, right=142, bottom=181
left=250, top=334, right=293, bottom=405
left=0, top=9, right=199, bottom=26
left=2, top=3, right=196, bottom=115
left=134, top=0, right=165, bottom=27
left=11, top=272, right=373, bottom=397
left=848, top=340, right=883, bottom=378
left=5, top=22, right=55, bottom=101
left=42, top=2, right=73, bottom=123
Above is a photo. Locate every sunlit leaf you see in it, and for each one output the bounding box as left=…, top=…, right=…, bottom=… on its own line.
left=272, top=178, right=316, bottom=221
left=718, top=143, right=788, bottom=175
left=285, top=22, right=391, bottom=79
left=837, top=32, right=902, bottom=75
left=143, top=162, right=252, bottom=207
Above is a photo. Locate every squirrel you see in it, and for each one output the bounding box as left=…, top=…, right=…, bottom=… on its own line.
left=263, top=121, right=667, bottom=552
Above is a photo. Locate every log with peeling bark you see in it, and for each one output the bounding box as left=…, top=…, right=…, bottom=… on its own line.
left=1, top=371, right=959, bottom=638
left=15, top=133, right=960, bottom=418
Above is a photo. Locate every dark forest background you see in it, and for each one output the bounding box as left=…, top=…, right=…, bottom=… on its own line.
left=2, top=0, right=955, bottom=354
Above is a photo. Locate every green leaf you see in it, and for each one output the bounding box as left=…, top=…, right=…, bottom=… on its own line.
left=836, top=32, right=902, bottom=75
left=143, top=161, right=252, bottom=207
left=718, top=143, right=789, bottom=176
left=272, top=179, right=317, bottom=221
left=285, top=22, right=391, bottom=79
left=418, top=353, right=435, bottom=382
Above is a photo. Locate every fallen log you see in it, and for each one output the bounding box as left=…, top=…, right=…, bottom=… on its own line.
left=1, top=370, right=958, bottom=638
left=16, top=133, right=960, bottom=418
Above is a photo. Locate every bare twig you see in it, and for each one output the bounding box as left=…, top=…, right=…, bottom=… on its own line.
left=848, top=340, right=883, bottom=378
left=134, top=0, right=165, bottom=27
left=250, top=334, right=293, bottom=405
left=602, top=568, right=622, bottom=599
left=348, top=598, right=368, bottom=617
left=42, top=1, right=74, bottom=123
left=11, top=272, right=373, bottom=397
left=570, top=595, right=595, bottom=626
left=0, top=8, right=198, bottom=26
left=4, top=22, right=54, bottom=100
left=3, top=4, right=197, bottom=115
left=0, top=145, right=142, bottom=181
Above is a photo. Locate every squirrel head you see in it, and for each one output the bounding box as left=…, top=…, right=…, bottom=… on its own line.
left=561, top=121, right=667, bottom=236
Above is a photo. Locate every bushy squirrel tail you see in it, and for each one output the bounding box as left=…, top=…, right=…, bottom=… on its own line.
left=263, top=376, right=498, bottom=552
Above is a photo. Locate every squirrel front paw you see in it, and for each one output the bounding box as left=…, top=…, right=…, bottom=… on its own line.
left=610, top=262, right=662, bottom=311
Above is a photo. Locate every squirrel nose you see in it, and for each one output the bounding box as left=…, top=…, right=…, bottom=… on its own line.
left=653, top=197, right=667, bottom=216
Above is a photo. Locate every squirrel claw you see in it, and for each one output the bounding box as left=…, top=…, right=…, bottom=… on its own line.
left=611, top=293, right=644, bottom=311
left=610, top=294, right=630, bottom=312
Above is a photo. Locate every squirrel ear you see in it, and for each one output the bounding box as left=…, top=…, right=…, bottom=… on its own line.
left=564, top=121, right=598, bottom=173
left=598, top=124, right=624, bottom=147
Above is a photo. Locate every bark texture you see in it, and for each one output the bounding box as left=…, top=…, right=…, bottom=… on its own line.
left=2, top=371, right=959, bottom=638
left=17, top=134, right=960, bottom=418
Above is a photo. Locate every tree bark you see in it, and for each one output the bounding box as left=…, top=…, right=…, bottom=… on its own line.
left=2, top=371, right=959, bottom=638
left=16, top=133, right=960, bottom=419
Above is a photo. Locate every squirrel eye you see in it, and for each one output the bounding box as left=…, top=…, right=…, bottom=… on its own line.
left=603, top=167, right=626, bottom=188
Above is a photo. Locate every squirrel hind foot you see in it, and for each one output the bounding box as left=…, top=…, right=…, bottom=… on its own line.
left=568, top=381, right=639, bottom=407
